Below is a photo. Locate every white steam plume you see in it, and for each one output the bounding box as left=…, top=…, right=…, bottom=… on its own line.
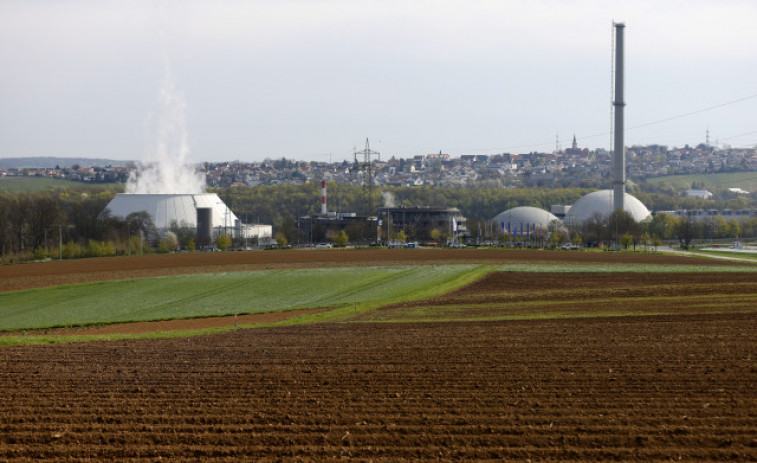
left=126, top=65, right=205, bottom=194
left=382, top=191, right=396, bottom=208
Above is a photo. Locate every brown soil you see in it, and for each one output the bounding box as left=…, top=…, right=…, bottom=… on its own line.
left=1, top=315, right=755, bottom=461
left=0, top=248, right=745, bottom=293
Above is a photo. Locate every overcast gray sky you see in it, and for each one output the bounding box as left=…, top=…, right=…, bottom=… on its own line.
left=1, top=0, right=756, bottom=163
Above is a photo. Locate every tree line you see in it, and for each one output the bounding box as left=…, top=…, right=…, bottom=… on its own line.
left=0, top=188, right=168, bottom=263
left=1, top=183, right=755, bottom=263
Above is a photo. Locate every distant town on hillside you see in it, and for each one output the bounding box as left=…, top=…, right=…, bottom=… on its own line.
left=2, top=141, right=756, bottom=190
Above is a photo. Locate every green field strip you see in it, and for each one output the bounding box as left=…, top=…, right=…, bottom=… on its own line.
left=292, top=264, right=494, bottom=323
left=0, top=177, right=122, bottom=193
left=417, top=282, right=757, bottom=306
left=494, top=263, right=757, bottom=273
left=645, top=171, right=757, bottom=191
left=0, top=326, right=244, bottom=346
left=694, top=251, right=757, bottom=261
left=361, top=293, right=757, bottom=322
left=0, top=307, right=334, bottom=347
left=394, top=293, right=757, bottom=313
left=0, top=265, right=488, bottom=331
left=366, top=306, right=757, bottom=323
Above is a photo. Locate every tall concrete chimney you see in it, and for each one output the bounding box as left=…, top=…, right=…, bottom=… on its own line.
left=613, top=22, right=626, bottom=213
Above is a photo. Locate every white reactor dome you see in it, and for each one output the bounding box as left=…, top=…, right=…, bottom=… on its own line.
left=566, top=189, right=651, bottom=225
left=492, top=206, right=562, bottom=233
left=104, top=193, right=239, bottom=229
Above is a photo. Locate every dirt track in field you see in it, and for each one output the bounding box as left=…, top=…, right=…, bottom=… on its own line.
left=1, top=316, right=756, bottom=461
left=0, top=248, right=746, bottom=293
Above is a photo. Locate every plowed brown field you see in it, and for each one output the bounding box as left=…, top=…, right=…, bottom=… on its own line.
left=0, top=248, right=742, bottom=293
left=1, top=317, right=756, bottom=461
left=1, top=249, right=756, bottom=461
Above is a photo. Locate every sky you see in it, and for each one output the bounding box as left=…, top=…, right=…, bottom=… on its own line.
left=1, top=0, right=756, bottom=164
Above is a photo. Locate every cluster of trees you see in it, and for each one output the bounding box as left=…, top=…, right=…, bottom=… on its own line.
left=468, top=208, right=755, bottom=251
left=645, top=212, right=754, bottom=248
left=0, top=188, right=206, bottom=263
left=0, top=189, right=117, bottom=263
left=578, top=209, right=755, bottom=249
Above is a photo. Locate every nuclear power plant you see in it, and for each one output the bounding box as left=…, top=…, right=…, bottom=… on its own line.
left=106, top=22, right=651, bottom=249
left=105, top=193, right=272, bottom=243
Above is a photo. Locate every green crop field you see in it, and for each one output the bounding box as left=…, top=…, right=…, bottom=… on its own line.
left=0, top=265, right=486, bottom=332
left=0, top=177, right=124, bottom=193
left=1, top=263, right=754, bottom=332
left=645, top=171, right=757, bottom=191
left=2, top=259, right=755, bottom=346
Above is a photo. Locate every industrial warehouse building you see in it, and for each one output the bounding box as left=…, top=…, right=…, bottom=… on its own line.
left=295, top=212, right=379, bottom=245
left=295, top=206, right=467, bottom=245
left=377, top=206, right=467, bottom=243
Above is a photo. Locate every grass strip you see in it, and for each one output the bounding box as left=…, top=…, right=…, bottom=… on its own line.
left=495, top=263, right=757, bottom=273
left=363, top=293, right=757, bottom=322
left=693, top=250, right=757, bottom=261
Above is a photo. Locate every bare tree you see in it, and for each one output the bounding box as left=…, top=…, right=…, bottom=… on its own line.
left=25, top=193, right=61, bottom=250
left=674, top=213, right=696, bottom=249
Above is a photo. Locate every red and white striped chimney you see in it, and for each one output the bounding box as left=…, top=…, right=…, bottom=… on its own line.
left=321, top=180, right=327, bottom=214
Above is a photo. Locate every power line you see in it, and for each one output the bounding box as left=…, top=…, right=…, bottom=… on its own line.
left=626, top=93, right=757, bottom=131
left=486, top=92, right=757, bottom=153
left=718, top=129, right=757, bottom=142
left=346, top=92, right=757, bottom=157
left=378, top=92, right=757, bottom=156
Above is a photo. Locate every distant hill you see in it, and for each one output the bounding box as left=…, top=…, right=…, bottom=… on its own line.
left=0, top=157, right=133, bottom=170
left=645, top=171, right=757, bottom=193
left=0, top=177, right=125, bottom=193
